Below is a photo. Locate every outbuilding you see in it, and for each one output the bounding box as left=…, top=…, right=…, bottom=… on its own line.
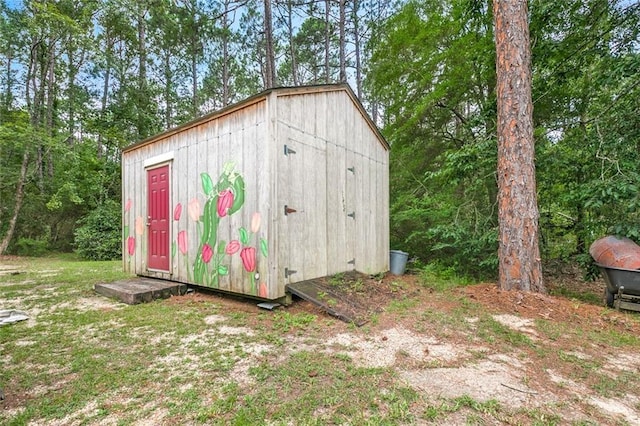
left=122, top=84, right=389, bottom=302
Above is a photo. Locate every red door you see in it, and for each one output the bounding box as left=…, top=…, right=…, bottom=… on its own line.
left=147, top=165, right=170, bottom=271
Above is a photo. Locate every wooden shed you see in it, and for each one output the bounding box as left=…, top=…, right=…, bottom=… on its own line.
left=122, top=84, right=389, bottom=302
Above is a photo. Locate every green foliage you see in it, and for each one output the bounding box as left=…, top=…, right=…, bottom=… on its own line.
left=14, top=238, right=49, bottom=257
left=74, top=200, right=121, bottom=260
left=369, top=0, right=640, bottom=279
left=369, top=0, right=498, bottom=279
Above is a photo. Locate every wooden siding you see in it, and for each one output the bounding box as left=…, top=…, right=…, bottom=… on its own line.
left=123, top=100, right=275, bottom=297
left=123, top=85, right=388, bottom=300
left=274, top=89, right=389, bottom=286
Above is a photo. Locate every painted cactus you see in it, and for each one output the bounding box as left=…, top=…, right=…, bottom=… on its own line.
left=193, top=163, right=245, bottom=286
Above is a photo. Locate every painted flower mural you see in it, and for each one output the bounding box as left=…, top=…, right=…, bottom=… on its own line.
left=217, top=189, right=234, bottom=217
left=202, top=244, right=213, bottom=264
left=225, top=240, right=241, bottom=255
left=173, top=203, right=182, bottom=221
left=240, top=247, right=256, bottom=272
left=177, top=231, right=188, bottom=255
left=169, top=162, right=269, bottom=297
left=188, top=198, right=201, bottom=222
left=192, top=162, right=246, bottom=287
left=127, top=236, right=136, bottom=256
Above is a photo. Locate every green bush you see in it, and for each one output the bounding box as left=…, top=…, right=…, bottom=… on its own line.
left=74, top=200, right=121, bottom=261
left=14, top=238, right=49, bottom=257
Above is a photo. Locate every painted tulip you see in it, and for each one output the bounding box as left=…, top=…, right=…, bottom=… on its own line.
left=135, top=216, right=145, bottom=236
left=173, top=203, right=182, bottom=221
left=251, top=212, right=261, bottom=233
left=202, top=244, right=213, bottom=263
left=225, top=240, right=241, bottom=255
left=127, top=236, right=135, bottom=255
left=177, top=231, right=188, bottom=255
left=240, top=247, right=256, bottom=272
left=124, top=198, right=132, bottom=213
left=259, top=282, right=268, bottom=298
left=188, top=198, right=201, bottom=221
left=217, top=189, right=234, bottom=217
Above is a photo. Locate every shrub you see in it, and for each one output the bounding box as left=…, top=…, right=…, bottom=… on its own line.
left=74, top=200, right=121, bottom=260
left=14, top=238, right=49, bottom=257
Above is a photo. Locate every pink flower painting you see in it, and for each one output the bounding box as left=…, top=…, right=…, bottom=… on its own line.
left=173, top=203, right=182, bottom=221
left=177, top=231, right=188, bottom=255
left=202, top=244, right=213, bottom=264
left=135, top=216, right=145, bottom=236
left=124, top=199, right=132, bottom=213
left=188, top=198, right=201, bottom=222
left=217, top=189, right=234, bottom=217
left=251, top=212, right=261, bottom=233
left=259, top=282, right=268, bottom=298
left=225, top=240, right=241, bottom=255
left=127, top=236, right=136, bottom=256
left=240, top=247, right=256, bottom=272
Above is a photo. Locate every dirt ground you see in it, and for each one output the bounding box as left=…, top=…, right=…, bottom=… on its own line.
left=166, top=268, right=640, bottom=424
left=4, top=257, right=640, bottom=424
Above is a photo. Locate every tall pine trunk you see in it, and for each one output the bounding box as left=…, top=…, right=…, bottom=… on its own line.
left=263, top=0, right=276, bottom=88
left=493, top=0, right=544, bottom=292
left=339, top=0, right=346, bottom=82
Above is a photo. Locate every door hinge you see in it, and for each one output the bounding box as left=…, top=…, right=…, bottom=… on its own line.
left=347, top=166, right=355, bottom=174
left=347, top=212, right=355, bottom=219
left=347, top=258, right=355, bottom=265
left=284, top=144, right=297, bottom=156
left=285, top=267, right=297, bottom=278
left=284, top=205, right=297, bottom=215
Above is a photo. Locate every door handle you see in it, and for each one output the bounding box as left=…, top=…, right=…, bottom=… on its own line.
left=146, top=216, right=151, bottom=226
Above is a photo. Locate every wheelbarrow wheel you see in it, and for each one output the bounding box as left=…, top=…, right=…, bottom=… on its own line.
left=604, top=287, right=615, bottom=308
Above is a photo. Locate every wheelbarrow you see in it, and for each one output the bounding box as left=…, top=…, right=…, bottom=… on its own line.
left=596, top=264, right=640, bottom=311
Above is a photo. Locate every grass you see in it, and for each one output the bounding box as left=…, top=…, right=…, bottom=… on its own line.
left=2, top=255, right=640, bottom=425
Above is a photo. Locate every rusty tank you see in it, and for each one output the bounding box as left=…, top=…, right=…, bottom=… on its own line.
left=589, top=236, right=640, bottom=269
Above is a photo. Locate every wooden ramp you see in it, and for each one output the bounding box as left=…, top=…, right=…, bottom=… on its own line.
left=286, top=278, right=370, bottom=326
left=95, top=278, right=187, bottom=305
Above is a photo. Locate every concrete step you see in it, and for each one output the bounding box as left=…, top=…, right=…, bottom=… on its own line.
left=95, top=278, right=187, bottom=305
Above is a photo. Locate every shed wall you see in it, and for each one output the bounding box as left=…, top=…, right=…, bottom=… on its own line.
left=123, top=100, right=278, bottom=298
left=274, top=89, right=389, bottom=286
left=122, top=86, right=389, bottom=301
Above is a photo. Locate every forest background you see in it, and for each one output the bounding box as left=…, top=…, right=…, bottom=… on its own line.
left=0, top=0, right=638, bottom=281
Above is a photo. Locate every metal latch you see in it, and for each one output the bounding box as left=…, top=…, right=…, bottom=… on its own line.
left=284, top=205, right=297, bottom=215
left=285, top=268, right=297, bottom=278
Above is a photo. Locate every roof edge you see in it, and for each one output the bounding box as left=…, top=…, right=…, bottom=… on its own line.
left=122, top=83, right=388, bottom=153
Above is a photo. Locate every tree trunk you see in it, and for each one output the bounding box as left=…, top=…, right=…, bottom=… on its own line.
left=324, top=0, right=331, bottom=83
left=137, top=4, right=148, bottom=139
left=0, top=150, right=30, bottom=254
left=263, top=0, right=276, bottom=88
left=353, top=0, right=362, bottom=98
left=164, top=51, right=173, bottom=128
left=287, top=0, right=298, bottom=86
left=493, top=0, right=544, bottom=292
left=222, top=1, right=230, bottom=106
left=338, top=0, right=346, bottom=83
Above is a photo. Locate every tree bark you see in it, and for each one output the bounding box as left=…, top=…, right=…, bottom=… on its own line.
left=493, top=0, right=544, bottom=292
left=287, top=0, right=298, bottom=86
left=353, top=0, right=362, bottom=97
left=222, top=0, right=230, bottom=106
left=0, top=150, right=30, bottom=254
left=338, top=0, right=346, bottom=83
left=263, top=0, right=276, bottom=88
left=324, top=0, right=331, bottom=83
